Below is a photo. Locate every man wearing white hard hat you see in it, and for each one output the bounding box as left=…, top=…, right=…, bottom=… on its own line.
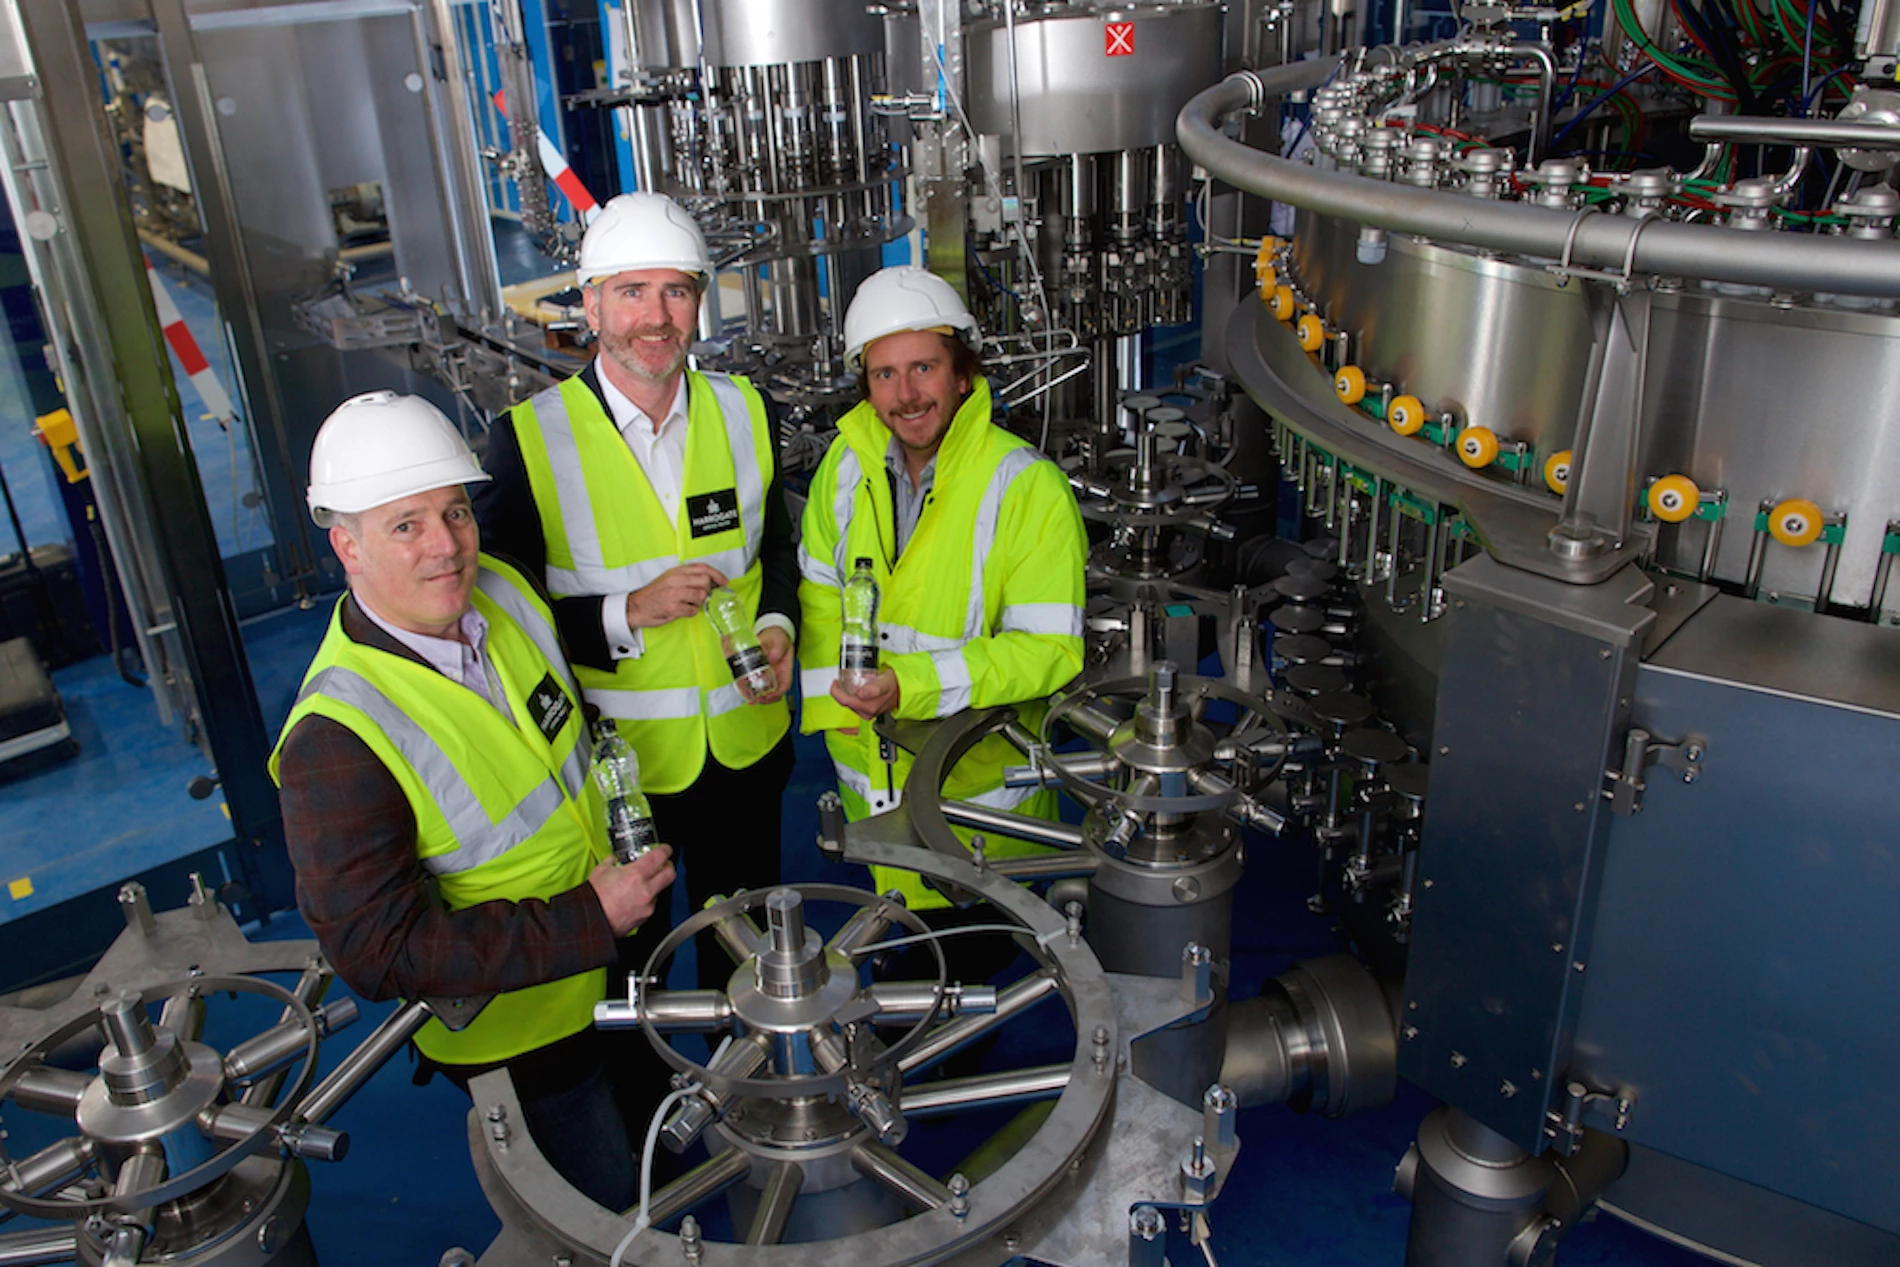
left=272, top=391, right=676, bottom=1210
left=796, top=265, right=1088, bottom=914
left=475, top=191, right=798, bottom=990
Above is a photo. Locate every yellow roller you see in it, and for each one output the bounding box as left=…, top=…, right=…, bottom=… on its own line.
left=1269, top=284, right=1296, bottom=322
left=1768, top=496, right=1824, bottom=547
left=1297, top=313, right=1327, bottom=353
left=1543, top=450, right=1573, bottom=495
left=1388, top=395, right=1426, bottom=436
left=1456, top=425, right=1499, bottom=469
left=1646, top=474, right=1700, bottom=524
left=1334, top=365, right=1368, bottom=406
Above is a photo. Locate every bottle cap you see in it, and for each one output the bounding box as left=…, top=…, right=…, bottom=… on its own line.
left=854, top=556, right=873, bottom=569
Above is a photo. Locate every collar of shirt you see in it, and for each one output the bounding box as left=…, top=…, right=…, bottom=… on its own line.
left=885, top=437, right=937, bottom=556
left=356, top=597, right=509, bottom=718
left=598, top=370, right=689, bottom=445
left=598, top=370, right=689, bottom=519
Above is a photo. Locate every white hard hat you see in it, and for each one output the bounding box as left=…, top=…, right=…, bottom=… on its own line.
left=842, top=266, right=981, bottom=373
left=306, top=392, right=488, bottom=523
left=576, top=192, right=712, bottom=286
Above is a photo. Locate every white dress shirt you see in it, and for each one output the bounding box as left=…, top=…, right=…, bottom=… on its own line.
left=357, top=597, right=512, bottom=723
left=595, top=371, right=794, bottom=660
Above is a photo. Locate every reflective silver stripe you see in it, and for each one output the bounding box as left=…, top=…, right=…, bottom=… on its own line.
left=706, top=681, right=750, bottom=717
left=703, top=374, right=766, bottom=573
left=585, top=685, right=701, bottom=721
left=547, top=555, right=674, bottom=597
left=472, top=568, right=588, bottom=798
left=526, top=384, right=613, bottom=594
left=301, top=667, right=566, bottom=876
left=882, top=622, right=963, bottom=655
left=829, top=446, right=864, bottom=582
left=931, top=649, right=974, bottom=717
left=798, top=540, right=841, bottom=590
left=535, top=375, right=763, bottom=597
left=966, top=448, right=1042, bottom=639
left=962, top=781, right=1037, bottom=811
left=803, top=666, right=839, bottom=697
left=832, top=757, right=900, bottom=811
left=999, top=603, right=1084, bottom=638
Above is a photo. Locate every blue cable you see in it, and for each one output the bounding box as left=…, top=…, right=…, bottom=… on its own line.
left=1549, top=63, right=1655, bottom=155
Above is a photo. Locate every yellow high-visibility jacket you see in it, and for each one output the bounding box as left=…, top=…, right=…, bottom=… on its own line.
left=797, top=376, right=1087, bottom=907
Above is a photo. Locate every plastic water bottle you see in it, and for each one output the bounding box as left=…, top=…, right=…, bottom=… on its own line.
left=590, top=721, right=657, bottom=864
left=839, top=557, right=881, bottom=691
left=706, top=586, right=776, bottom=703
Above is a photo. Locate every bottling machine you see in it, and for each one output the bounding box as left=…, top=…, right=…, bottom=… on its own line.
left=0, top=0, right=1896, bottom=1262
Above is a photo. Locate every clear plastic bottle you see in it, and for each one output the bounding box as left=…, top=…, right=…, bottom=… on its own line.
left=839, top=556, right=881, bottom=691
left=705, top=586, right=776, bottom=703
left=590, top=720, right=657, bottom=863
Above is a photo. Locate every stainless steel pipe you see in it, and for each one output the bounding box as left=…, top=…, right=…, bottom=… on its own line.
left=1176, top=64, right=1900, bottom=296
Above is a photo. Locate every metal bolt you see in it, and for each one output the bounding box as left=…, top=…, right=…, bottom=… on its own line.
left=1203, top=1084, right=1238, bottom=1150
left=1092, top=1025, right=1111, bottom=1072
left=948, top=1172, right=970, bottom=1219
left=1599, top=647, right=1612, bottom=659
left=680, top=1216, right=703, bottom=1265
left=1181, top=1134, right=1216, bottom=1202
left=1574, top=961, right=1586, bottom=973
left=1131, top=1204, right=1165, bottom=1240
left=1573, top=801, right=1585, bottom=813
left=1450, top=1051, right=1468, bottom=1068
left=971, top=835, right=988, bottom=869
left=1501, top=1079, right=1518, bottom=1098
left=1684, top=743, right=1705, bottom=761
left=1003, top=1230, right=1021, bottom=1252
left=1402, top=1025, right=1418, bottom=1040
left=1681, top=769, right=1698, bottom=784
left=1437, top=745, right=1450, bottom=755
left=1551, top=942, right=1564, bottom=954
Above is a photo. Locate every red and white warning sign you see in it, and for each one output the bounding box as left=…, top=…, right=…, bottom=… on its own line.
left=492, top=90, right=601, bottom=223
left=1105, top=21, right=1135, bottom=56
left=144, top=260, right=235, bottom=426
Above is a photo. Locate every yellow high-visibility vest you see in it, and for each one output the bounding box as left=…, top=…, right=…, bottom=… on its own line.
left=509, top=370, right=789, bottom=793
left=271, top=558, right=607, bottom=1065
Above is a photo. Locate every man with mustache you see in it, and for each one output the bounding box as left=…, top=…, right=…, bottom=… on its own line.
left=796, top=266, right=1087, bottom=916
left=273, top=391, right=676, bottom=1209
left=475, top=193, right=798, bottom=990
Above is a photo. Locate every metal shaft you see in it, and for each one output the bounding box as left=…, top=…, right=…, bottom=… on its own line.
left=899, top=971, right=1061, bottom=1076
left=850, top=1141, right=952, bottom=1211
left=940, top=801, right=1087, bottom=849
left=745, top=1160, right=804, bottom=1245
left=296, top=999, right=431, bottom=1126
left=900, top=1064, right=1072, bottom=1117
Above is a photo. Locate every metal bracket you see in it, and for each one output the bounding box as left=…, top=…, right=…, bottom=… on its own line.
left=1543, top=1076, right=1637, bottom=1155
left=1603, top=727, right=1705, bottom=816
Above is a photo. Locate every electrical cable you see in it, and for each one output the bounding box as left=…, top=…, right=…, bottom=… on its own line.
left=608, top=1033, right=735, bottom=1265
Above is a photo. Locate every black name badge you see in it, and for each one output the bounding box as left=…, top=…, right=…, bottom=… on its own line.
left=525, top=673, right=574, bottom=742
left=687, top=488, right=741, bottom=539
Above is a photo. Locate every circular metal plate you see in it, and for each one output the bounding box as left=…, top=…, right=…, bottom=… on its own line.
left=1341, top=728, right=1410, bottom=767
left=1310, top=691, right=1376, bottom=729
left=1268, top=604, right=1326, bottom=634
left=1303, top=537, right=1339, bottom=558
left=1272, top=634, right=1335, bottom=666
left=1386, top=763, right=1431, bottom=803
left=1285, top=557, right=1338, bottom=583
left=1273, top=573, right=1332, bottom=603
left=1284, top=664, right=1348, bottom=697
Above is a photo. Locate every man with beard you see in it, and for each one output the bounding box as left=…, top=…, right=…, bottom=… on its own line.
left=796, top=265, right=1086, bottom=917
left=475, top=193, right=797, bottom=990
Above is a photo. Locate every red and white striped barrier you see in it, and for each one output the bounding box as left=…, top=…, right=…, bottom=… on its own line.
left=144, top=259, right=235, bottom=427
left=492, top=90, right=600, bottom=223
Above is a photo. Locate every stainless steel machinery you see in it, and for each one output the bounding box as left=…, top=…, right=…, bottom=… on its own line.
left=0, top=879, right=433, bottom=1267
left=462, top=839, right=1243, bottom=1264
left=1180, top=19, right=1900, bottom=1264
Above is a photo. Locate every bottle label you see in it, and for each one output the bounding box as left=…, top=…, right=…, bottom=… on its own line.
left=841, top=644, right=878, bottom=672
left=607, top=798, right=658, bottom=860
left=727, top=645, right=769, bottom=680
